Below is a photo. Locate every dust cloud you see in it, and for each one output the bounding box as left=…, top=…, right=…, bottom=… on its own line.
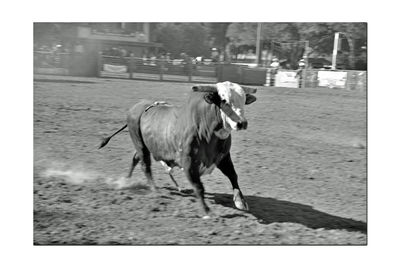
left=42, top=161, right=100, bottom=184
left=40, top=160, right=147, bottom=190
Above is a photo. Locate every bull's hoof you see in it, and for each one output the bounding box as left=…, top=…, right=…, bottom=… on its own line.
left=234, top=199, right=249, bottom=211
left=202, top=209, right=216, bottom=219
left=233, top=190, right=249, bottom=211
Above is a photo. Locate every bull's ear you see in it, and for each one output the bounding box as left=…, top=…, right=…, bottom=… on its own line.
left=245, top=94, right=257, bottom=105
left=204, top=93, right=221, bottom=105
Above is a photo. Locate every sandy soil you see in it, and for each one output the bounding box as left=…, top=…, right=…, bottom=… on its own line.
left=34, top=75, right=367, bottom=245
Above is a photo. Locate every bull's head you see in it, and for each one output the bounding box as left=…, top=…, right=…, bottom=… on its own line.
left=192, top=81, right=257, bottom=134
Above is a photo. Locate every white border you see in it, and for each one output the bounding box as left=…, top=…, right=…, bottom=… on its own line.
left=2, top=1, right=400, bottom=266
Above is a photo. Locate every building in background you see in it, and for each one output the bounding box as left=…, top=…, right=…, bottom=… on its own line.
left=77, top=23, right=161, bottom=57
left=34, top=23, right=162, bottom=76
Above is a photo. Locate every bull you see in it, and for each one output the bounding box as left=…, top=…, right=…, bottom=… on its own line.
left=99, top=81, right=257, bottom=216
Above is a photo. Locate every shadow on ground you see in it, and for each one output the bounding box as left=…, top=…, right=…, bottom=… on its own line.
left=130, top=187, right=367, bottom=234
left=211, top=193, right=367, bottom=234
left=165, top=187, right=367, bottom=234
left=167, top=188, right=366, bottom=234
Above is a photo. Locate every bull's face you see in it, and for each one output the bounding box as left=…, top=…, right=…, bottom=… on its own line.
left=192, top=81, right=257, bottom=133
left=216, top=81, right=256, bottom=131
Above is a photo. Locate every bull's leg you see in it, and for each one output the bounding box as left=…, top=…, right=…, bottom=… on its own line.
left=188, top=173, right=210, bottom=215
left=168, top=173, right=181, bottom=192
left=160, top=161, right=181, bottom=191
left=127, top=152, right=141, bottom=178
left=182, top=158, right=210, bottom=215
left=217, top=153, right=249, bottom=211
left=140, top=147, right=157, bottom=191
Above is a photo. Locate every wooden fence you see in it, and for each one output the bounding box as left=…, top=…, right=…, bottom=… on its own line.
left=33, top=51, right=366, bottom=91
left=34, top=51, right=71, bottom=75
left=302, top=69, right=367, bottom=91
left=98, top=54, right=218, bottom=83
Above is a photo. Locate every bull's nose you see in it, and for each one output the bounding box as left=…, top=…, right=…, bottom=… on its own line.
left=237, top=120, right=248, bottom=130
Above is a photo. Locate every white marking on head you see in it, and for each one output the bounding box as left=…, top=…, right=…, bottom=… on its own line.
left=216, top=81, right=246, bottom=130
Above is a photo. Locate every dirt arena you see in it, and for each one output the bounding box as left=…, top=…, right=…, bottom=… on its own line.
left=34, top=75, right=367, bottom=245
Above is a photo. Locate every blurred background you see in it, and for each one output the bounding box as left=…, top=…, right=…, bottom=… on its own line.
left=33, top=22, right=367, bottom=88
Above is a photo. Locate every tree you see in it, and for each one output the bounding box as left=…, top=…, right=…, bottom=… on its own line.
left=34, top=23, right=60, bottom=46
left=154, top=23, right=210, bottom=58
left=34, top=23, right=84, bottom=49
left=153, top=23, right=184, bottom=58
left=226, top=23, right=305, bottom=68
left=295, top=23, right=367, bottom=69
left=262, top=23, right=305, bottom=68
left=226, top=23, right=258, bottom=46
left=329, top=23, right=366, bottom=69
left=205, top=22, right=231, bottom=49
left=205, top=23, right=231, bottom=60
left=180, top=23, right=209, bottom=57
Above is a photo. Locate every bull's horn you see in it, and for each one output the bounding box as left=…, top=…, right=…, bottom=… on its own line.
left=241, top=86, right=257, bottom=94
left=192, top=85, right=218, bottom=92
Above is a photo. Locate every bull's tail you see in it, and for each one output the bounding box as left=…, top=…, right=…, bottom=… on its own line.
left=98, top=124, right=127, bottom=149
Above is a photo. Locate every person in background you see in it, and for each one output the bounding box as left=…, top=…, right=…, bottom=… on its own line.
left=180, top=52, right=191, bottom=75
left=120, top=48, right=127, bottom=57
left=142, top=51, right=149, bottom=65
left=165, top=53, right=171, bottom=64
left=269, top=57, right=280, bottom=86
left=211, top=48, right=219, bottom=62
left=195, top=56, right=203, bottom=64
left=270, top=57, right=280, bottom=69
left=295, top=58, right=306, bottom=88
left=149, top=53, right=157, bottom=66
left=298, top=58, right=306, bottom=68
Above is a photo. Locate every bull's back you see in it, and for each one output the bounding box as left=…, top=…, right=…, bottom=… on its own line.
left=140, top=105, right=180, bottom=162
left=126, top=100, right=155, bottom=152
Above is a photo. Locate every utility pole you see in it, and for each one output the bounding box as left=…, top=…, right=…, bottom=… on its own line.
left=271, top=41, right=275, bottom=60
left=255, top=23, right=262, bottom=66
left=331, top=32, right=340, bottom=70
left=304, top=40, right=309, bottom=67
left=302, top=40, right=309, bottom=89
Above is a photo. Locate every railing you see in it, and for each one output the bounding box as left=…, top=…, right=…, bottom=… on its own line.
left=302, top=69, right=366, bottom=91
left=34, top=51, right=71, bottom=75
left=33, top=51, right=366, bottom=91
left=98, top=55, right=218, bottom=83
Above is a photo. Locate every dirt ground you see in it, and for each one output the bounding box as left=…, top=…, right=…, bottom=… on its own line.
left=33, top=75, right=367, bottom=245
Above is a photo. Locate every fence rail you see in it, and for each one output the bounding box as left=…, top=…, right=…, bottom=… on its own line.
left=33, top=51, right=366, bottom=91
left=99, top=55, right=218, bottom=83
left=302, top=69, right=366, bottom=91
left=34, top=51, right=71, bottom=75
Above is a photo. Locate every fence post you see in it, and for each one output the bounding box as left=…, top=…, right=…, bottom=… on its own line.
left=188, top=59, right=192, bottom=82
left=97, top=52, right=102, bottom=77
left=270, top=69, right=276, bottom=86
left=216, top=63, right=222, bottom=82
left=265, top=69, right=271, bottom=86
left=159, top=57, right=164, bottom=81
left=345, top=71, right=353, bottom=90
left=129, top=54, right=135, bottom=79
left=301, top=69, right=307, bottom=88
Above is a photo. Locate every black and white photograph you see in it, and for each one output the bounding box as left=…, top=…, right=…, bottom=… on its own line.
left=6, top=0, right=400, bottom=265
left=33, top=22, right=367, bottom=245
